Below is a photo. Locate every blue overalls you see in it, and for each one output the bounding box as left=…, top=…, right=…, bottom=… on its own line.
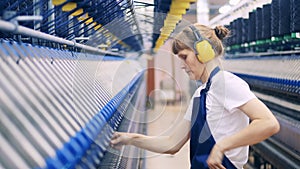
left=190, top=67, right=237, bottom=169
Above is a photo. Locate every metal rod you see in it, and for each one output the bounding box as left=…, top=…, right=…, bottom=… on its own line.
left=226, top=50, right=300, bottom=58
left=16, top=16, right=43, bottom=22
left=0, top=19, right=124, bottom=57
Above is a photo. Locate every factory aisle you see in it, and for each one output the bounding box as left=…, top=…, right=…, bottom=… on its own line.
left=145, top=102, right=190, bottom=169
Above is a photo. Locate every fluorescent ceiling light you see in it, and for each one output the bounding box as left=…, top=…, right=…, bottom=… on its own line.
left=229, top=0, right=241, bottom=6
left=219, top=5, right=231, bottom=14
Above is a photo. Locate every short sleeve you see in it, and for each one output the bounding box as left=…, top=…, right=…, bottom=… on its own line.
left=224, top=73, right=256, bottom=111
left=184, top=98, right=194, bottom=121
left=184, top=86, right=204, bottom=121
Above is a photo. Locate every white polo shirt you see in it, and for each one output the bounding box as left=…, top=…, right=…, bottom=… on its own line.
left=184, top=70, right=256, bottom=169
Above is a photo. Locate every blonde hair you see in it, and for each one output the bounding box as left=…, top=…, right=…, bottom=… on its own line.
left=172, top=24, right=230, bottom=57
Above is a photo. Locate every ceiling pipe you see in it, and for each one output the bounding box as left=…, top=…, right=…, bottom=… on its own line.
left=197, top=0, right=209, bottom=25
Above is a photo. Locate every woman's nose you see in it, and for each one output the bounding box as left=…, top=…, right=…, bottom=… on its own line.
left=180, top=62, right=185, bottom=69
left=181, top=62, right=186, bottom=69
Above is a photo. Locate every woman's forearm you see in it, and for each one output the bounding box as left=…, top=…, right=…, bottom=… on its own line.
left=217, top=118, right=280, bottom=152
left=129, top=133, right=179, bottom=154
left=111, top=120, right=191, bottom=154
left=217, top=99, right=280, bottom=152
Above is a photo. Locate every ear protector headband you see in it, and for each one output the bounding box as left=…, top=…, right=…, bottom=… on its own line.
left=189, top=25, right=215, bottom=63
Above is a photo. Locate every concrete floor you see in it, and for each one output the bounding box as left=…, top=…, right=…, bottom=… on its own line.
left=145, top=102, right=190, bottom=169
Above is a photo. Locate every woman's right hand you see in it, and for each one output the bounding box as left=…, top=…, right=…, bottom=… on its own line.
left=110, top=132, right=133, bottom=148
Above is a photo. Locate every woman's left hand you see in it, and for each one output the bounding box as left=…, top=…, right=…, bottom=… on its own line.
left=207, top=144, right=226, bottom=169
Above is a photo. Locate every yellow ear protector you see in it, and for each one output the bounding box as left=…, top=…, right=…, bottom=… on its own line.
left=189, top=25, right=215, bottom=63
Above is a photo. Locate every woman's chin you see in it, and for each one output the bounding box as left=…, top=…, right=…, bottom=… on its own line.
left=188, top=75, right=196, bottom=80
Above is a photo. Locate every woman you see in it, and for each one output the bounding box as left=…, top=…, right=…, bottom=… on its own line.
left=111, top=24, right=280, bottom=169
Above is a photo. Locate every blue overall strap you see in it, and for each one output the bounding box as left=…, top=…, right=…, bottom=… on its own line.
left=190, top=67, right=237, bottom=169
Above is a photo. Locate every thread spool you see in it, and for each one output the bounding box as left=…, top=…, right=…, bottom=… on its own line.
left=231, top=19, right=237, bottom=45
left=248, top=11, right=256, bottom=42
left=256, top=8, right=263, bottom=40
left=271, top=0, right=280, bottom=37
left=241, top=18, right=249, bottom=43
left=279, top=0, right=291, bottom=36
left=236, top=18, right=243, bottom=44
left=262, top=4, right=271, bottom=39
left=290, top=0, right=300, bottom=33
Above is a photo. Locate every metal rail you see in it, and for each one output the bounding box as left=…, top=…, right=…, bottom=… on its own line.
left=250, top=138, right=300, bottom=169
left=0, top=19, right=124, bottom=57
left=249, top=91, right=300, bottom=168
left=226, top=50, right=300, bottom=58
